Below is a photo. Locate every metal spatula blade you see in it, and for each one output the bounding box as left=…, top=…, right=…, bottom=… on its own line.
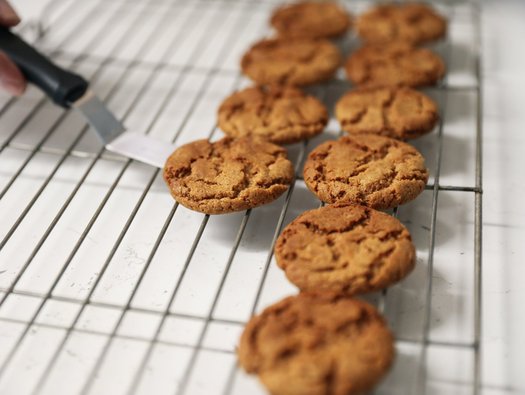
left=72, top=90, right=126, bottom=144
left=72, top=90, right=176, bottom=168
left=106, top=132, right=177, bottom=168
left=0, top=27, right=176, bottom=169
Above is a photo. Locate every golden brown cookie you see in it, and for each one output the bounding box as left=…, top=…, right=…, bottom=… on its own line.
left=303, top=134, right=428, bottom=209
left=238, top=292, right=395, bottom=395
left=275, top=203, right=416, bottom=295
left=345, top=42, right=445, bottom=88
left=271, top=1, right=352, bottom=39
left=357, top=3, right=447, bottom=45
left=335, top=87, right=439, bottom=140
left=218, top=85, right=328, bottom=145
left=241, top=38, right=342, bottom=86
left=163, top=137, right=294, bottom=214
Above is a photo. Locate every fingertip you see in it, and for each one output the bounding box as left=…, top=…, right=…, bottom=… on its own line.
left=0, top=51, right=26, bottom=96
left=0, top=77, right=25, bottom=96
left=10, top=78, right=26, bottom=96
left=0, top=1, right=21, bottom=26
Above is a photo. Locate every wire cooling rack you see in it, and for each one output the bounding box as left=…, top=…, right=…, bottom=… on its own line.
left=0, top=0, right=482, bottom=394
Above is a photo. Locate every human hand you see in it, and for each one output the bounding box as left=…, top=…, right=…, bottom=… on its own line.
left=0, top=0, right=26, bottom=95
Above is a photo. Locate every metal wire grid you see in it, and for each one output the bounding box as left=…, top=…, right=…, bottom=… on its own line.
left=0, top=0, right=482, bottom=394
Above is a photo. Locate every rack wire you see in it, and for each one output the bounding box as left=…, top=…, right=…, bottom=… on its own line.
left=0, top=0, right=482, bottom=394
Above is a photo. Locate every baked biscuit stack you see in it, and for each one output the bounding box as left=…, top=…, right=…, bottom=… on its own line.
left=161, top=1, right=447, bottom=394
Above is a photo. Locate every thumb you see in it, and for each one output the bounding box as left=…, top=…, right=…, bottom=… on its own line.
left=0, top=51, right=26, bottom=96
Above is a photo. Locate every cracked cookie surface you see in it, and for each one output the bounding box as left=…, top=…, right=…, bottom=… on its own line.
left=241, top=38, right=342, bottom=86
left=218, top=85, right=328, bottom=145
left=275, top=203, right=416, bottom=295
left=345, top=42, right=445, bottom=88
left=356, top=3, right=447, bottom=45
left=163, top=137, right=294, bottom=214
left=303, top=134, right=428, bottom=209
left=238, top=292, right=394, bottom=395
left=335, top=87, right=438, bottom=140
left=271, top=1, right=352, bottom=39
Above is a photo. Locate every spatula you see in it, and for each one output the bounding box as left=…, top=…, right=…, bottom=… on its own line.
left=0, top=27, right=176, bottom=168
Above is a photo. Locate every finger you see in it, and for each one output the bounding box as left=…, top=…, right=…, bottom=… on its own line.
left=0, top=51, right=26, bottom=96
left=0, top=0, right=20, bottom=27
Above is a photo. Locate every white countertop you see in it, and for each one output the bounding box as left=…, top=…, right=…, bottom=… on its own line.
left=481, top=1, right=525, bottom=393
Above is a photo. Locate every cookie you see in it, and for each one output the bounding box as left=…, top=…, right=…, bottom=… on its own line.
left=218, top=85, right=328, bottom=145
left=345, top=42, right=445, bottom=88
left=275, top=203, right=416, bottom=295
left=163, top=137, right=294, bottom=214
left=241, top=38, right=342, bottom=86
left=335, top=87, right=439, bottom=140
left=238, top=292, right=394, bottom=395
left=271, top=1, right=352, bottom=40
left=356, top=3, right=447, bottom=45
left=303, top=134, right=428, bottom=209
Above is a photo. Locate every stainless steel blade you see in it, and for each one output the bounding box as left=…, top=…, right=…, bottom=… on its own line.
left=72, top=90, right=126, bottom=144
left=72, top=90, right=176, bottom=168
left=105, top=132, right=176, bottom=168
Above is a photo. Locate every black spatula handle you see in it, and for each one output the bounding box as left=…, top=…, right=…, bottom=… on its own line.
left=0, top=27, right=88, bottom=107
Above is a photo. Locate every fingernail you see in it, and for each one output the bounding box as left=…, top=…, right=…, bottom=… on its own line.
left=0, top=1, right=21, bottom=25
